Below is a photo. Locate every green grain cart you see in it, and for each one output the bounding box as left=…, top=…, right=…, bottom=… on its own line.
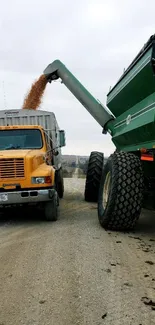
left=43, top=34, right=155, bottom=231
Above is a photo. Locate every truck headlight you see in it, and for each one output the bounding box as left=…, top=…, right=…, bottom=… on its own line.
left=32, top=177, right=45, bottom=184
left=31, top=176, right=51, bottom=184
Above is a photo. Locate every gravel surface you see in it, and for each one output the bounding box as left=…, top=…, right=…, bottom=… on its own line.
left=0, top=178, right=155, bottom=325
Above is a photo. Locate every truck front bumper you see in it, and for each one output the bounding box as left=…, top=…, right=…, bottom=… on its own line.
left=0, top=189, right=55, bottom=206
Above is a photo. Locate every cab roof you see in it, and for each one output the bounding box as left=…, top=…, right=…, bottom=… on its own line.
left=0, top=125, right=43, bottom=130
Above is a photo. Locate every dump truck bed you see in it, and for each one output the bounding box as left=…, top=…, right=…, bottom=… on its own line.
left=0, top=109, right=57, bottom=131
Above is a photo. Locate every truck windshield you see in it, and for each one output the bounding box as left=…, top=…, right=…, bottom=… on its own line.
left=0, top=129, right=43, bottom=150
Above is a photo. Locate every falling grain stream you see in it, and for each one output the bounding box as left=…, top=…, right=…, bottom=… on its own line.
left=22, top=74, right=47, bottom=110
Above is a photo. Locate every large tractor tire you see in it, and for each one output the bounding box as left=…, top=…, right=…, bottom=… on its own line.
left=44, top=191, right=58, bottom=221
left=98, top=151, right=144, bottom=231
left=84, top=151, right=104, bottom=202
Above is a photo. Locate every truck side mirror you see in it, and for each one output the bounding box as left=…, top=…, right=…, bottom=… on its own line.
left=59, top=130, right=66, bottom=147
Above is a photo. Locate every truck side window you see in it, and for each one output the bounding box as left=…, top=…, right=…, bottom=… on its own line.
left=44, top=132, right=50, bottom=151
left=43, top=132, right=50, bottom=164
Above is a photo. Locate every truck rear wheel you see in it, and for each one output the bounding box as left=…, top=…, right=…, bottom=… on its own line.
left=98, top=152, right=144, bottom=231
left=84, top=151, right=104, bottom=202
left=44, top=192, right=58, bottom=221
left=56, top=169, right=64, bottom=199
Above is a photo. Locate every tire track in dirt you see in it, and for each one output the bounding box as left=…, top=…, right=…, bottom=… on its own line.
left=0, top=178, right=155, bottom=324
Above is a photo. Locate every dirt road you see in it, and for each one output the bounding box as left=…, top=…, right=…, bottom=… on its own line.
left=0, top=178, right=155, bottom=325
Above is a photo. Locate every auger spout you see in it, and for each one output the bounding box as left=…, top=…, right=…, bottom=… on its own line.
left=43, top=60, right=115, bottom=134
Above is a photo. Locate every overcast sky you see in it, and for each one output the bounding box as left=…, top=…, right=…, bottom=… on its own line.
left=0, top=0, right=155, bottom=156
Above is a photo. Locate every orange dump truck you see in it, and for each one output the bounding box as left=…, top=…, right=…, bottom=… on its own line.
left=0, top=109, right=66, bottom=221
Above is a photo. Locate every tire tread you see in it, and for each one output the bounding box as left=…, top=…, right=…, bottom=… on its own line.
left=84, top=151, right=104, bottom=202
left=98, top=152, right=144, bottom=230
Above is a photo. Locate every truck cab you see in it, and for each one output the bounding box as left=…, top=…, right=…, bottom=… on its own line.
left=0, top=109, right=66, bottom=221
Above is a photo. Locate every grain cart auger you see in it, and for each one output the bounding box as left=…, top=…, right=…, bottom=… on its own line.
left=43, top=60, right=115, bottom=202
left=43, top=34, right=155, bottom=231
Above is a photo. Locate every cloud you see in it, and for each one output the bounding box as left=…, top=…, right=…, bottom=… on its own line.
left=0, top=0, right=154, bottom=156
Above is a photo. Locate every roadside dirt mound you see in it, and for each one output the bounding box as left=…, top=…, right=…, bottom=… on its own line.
left=22, top=74, right=47, bottom=110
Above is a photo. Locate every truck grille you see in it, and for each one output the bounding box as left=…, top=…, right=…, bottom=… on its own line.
left=0, top=158, right=25, bottom=179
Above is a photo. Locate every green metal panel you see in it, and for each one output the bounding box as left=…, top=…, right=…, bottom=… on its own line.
left=106, top=35, right=155, bottom=152
left=109, top=92, right=155, bottom=150
left=107, top=48, right=153, bottom=117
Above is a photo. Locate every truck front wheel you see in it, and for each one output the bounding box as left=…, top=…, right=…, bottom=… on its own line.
left=44, top=192, right=58, bottom=221
left=98, top=152, right=144, bottom=231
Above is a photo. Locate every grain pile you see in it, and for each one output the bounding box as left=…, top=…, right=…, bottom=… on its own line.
left=22, top=74, right=47, bottom=110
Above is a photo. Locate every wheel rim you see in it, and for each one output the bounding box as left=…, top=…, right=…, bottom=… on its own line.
left=103, top=171, right=111, bottom=209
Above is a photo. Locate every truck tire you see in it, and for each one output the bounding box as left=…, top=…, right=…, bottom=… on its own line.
left=44, top=192, right=58, bottom=221
left=57, top=169, right=64, bottom=199
left=98, top=151, right=144, bottom=231
left=84, top=151, right=104, bottom=202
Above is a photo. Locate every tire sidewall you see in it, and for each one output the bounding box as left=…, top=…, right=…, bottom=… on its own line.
left=56, top=168, right=64, bottom=198
left=98, top=155, right=116, bottom=226
left=45, top=191, right=58, bottom=221
left=84, top=151, right=104, bottom=202
left=98, top=152, right=144, bottom=230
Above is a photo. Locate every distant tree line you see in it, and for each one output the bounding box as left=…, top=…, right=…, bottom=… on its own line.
left=78, top=160, right=89, bottom=174
left=62, top=156, right=108, bottom=178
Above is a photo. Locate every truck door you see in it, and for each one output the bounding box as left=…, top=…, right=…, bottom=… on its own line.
left=44, top=131, right=53, bottom=165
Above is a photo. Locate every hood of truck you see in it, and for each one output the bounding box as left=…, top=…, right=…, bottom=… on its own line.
left=0, top=149, right=45, bottom=159
left=0, top=148, right=55, bottom=189
left=0, top=149, right=46, bottom=174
